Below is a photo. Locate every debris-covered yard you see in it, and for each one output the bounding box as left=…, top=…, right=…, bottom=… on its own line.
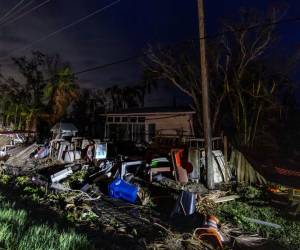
left=0, top=130, right=299, bottom=250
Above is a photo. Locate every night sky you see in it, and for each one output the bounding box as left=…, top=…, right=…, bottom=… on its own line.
left=0, top=0, right=300, bottom=105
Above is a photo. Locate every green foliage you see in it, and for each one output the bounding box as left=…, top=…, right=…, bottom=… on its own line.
left=217, top=200, right=300, bottom=249
left=0, top=174, right=11, bottom=185
left=67, top=170, right=88, bottom=188
left=16, top=176, right=30, bottom=187
left=238, top=185, right=264, bottom=200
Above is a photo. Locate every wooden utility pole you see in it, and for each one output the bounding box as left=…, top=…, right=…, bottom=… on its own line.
left=197, top=0, right=214, bottom=189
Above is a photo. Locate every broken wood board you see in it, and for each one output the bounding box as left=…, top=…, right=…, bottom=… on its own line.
left=214, top=195, right=240, bottom=203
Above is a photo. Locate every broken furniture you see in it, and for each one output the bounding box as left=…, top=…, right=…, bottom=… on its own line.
left=49, top=139, right=81, bottom=163
left=149, top=157, right=172, bottom=182
left=194, top=215, right=224, bottom=249
left=171, top=148, right=191, bottom=184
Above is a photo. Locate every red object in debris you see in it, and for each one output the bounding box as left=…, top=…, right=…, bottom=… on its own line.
left=174, top=149, right=188, bottom=184
left=275, top=167, right=300, bottom=177
left=194, top=215, right=224, bottom=249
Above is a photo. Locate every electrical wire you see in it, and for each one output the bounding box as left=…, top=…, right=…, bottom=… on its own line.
left=0, top=0, right=51, bottom=29
left=0, top=0, right=121, bottom=61
left=72, top=16, right=300, bottom=76
left=0, top=0, right=26, bottom=25
left=0, top=0, right=35, bottom=27
left=75, top=54, right=143, bottom=76
left=1, top=6, right=300, bottom=78
left=9, top=14, right=298, bottom=83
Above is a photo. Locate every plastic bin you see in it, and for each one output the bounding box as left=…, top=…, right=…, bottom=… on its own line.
left=108, top=178, right=138, bottom=203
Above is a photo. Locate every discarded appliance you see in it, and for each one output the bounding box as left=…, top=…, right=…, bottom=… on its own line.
left=120, top=160, right=144, bottom=180
left=95, top=143, right=107, bottom=160
left=194, top=215, right=224, bottom=249
left=171, top=190, right=196, bottom=216
left=108, top=178, right=138, bottom=203
left=51, top=167, right=73, bottom=183
left=188, top=148, right=202, bottom=182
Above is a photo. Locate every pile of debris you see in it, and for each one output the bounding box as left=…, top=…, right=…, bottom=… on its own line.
left=0, top=124, right=296, bottom=249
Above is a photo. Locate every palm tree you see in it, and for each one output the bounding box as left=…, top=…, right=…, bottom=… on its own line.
left=43, top=67, right=79, bottom=125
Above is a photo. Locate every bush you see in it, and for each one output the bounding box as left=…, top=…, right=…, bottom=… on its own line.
left=0, top=174, right=11, bottom=185
left=217, top=200, right=300, bottom=249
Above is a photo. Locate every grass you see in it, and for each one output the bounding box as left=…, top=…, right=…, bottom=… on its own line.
left=216, top=186, right=300, bottom=250
left=0, top=195, right=93, bottom=250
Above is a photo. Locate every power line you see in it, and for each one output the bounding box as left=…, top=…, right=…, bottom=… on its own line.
left=73, top=15, right=300, bottom=76
left=75, top=54, right=143, bottom=76
left=0, top=0, right=51, bottom=29
left=0, top=0, right=26, bottom=25
left=0, top=0, right=121, bottom=61
left=2, top=8, right=300, bottom=78
left=0, top=0, right=35, bottom=27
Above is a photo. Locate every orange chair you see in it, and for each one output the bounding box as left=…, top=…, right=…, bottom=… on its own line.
left=194, top=215, right=224, bottom=249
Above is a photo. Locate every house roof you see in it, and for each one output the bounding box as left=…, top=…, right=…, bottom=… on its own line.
left=51, top=122, right=78, bottom=133
left=102, top=106, right=195, bottom=116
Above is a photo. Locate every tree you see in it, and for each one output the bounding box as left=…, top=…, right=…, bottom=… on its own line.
left=0, top=51, right=78, bottom=135
left=145, top=7, right=295, bottom=184
left=12, top=51, right=46, bottom=108
left=105, top=84, right=143, bottom=111
left=70, top=88, right=106, bottom=136
left=43, top=67, right=79, bottom=125
left=145, top=42, right=219, bottom=136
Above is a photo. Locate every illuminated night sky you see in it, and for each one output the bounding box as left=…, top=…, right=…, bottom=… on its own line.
left=0, top=0, right=299, bottom=105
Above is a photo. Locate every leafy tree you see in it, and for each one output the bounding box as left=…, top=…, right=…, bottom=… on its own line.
left=43, top=67, right=78, bottom=125
left=145, top=7, right=297, bottom=184
left=105, top=84, right=143, bottom=111
left=0, top=51, right=78, bottom=136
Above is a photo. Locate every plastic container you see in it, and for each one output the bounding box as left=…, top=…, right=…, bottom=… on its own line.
left=171, top=191, right=196, bottom=216
left=108, top=178, right=138, bottom=203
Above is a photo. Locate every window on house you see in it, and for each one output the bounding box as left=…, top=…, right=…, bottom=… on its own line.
left=130, top=117, right=137, bottom=123
left=138, top=117, right=145, bottom=123
left=148, top=124, right=156, bottom=140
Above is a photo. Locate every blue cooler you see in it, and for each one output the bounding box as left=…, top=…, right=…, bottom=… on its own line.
left=108, top=178, right=138, bottom=203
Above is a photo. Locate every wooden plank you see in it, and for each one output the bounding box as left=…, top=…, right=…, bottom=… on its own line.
left=214, top=195, right=240, bottom=203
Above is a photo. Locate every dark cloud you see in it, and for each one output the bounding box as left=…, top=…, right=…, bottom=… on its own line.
left=0, top=0, right=299, bottom=106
